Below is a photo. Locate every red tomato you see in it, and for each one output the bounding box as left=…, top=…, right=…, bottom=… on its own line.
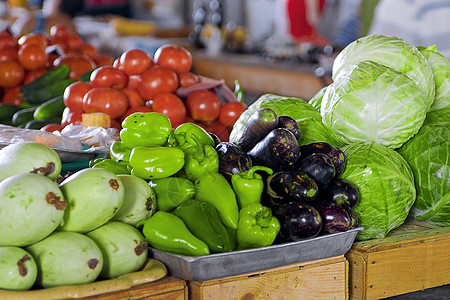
left=2, top=86, right=24, bottom=106
left=178, top=72, right=199, bottom=87
left=109, top=118, right=122, bottom=131
left=185, top=89, right=221, bottom=122
left=0, top=60, right=25, bottom=88
left=18, top=33, right=47, bottom=49
left=23, top=68, right=47, bottom=84
left=154, top=44, right=192, bottom=73
left=41, top=123, right=63, bottom=133
left=79, top=43, right=98, bottom=59
left=53, top=53, right=96, bottom=81
left=201, top=121, right=230, bottom=142
left=122, top=88, right=144, bottom=107
left=82, top=87, right=129, bottom=119
left=137, top=66, right=179, bottom=100
left=126, top=74, right=140, bottom=90
left=64, top=81, right=93, bottom=113
left=94, top=54, right=114, bottom=66
left=90, top=66, right=128, bottom=89
left=219, top=101, right=247, bottom=127
left=0, top=46, right=18, bottom=62
left=64, top=33, right=83, bottom=52
left=0, top=34, right=17, bottom=49
left=149, top=93, right=186, bottom=127
left=61, top=107, right=83, bottom=127
left=119, top=49, right=154, bottom=75
left=50, top=25, right=70, bottom=39
left=17, top=44, right=48, bottom=70
left=118, top=106, right=153, bottom=123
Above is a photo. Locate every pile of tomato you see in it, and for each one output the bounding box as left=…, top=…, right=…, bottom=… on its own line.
left=0, top=26, right=113, bottom=107
left=61, top=44, right=247, bottom=141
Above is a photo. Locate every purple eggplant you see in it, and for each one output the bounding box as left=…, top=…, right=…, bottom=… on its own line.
left=299, top=142, right=347, bottom=175
left=323, top=178, right=359, bottom=209
left=273, top=202, right=322, bottom=241
left=266, top=171, right=318, bottom=204
left=298, top=153, right=335, bottom=190
left=247, top=128, right=300, bottom=171
left=215, top=142, right=252, bottom=181
left=313, top=201, right=352, bottom=234
left=233, top=107, right=279, bottom=152
left=277, top=115, right=301, bottom=142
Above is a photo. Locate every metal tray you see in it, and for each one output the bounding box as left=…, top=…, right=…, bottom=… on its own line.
left=150, top=226, right=363, bottom=281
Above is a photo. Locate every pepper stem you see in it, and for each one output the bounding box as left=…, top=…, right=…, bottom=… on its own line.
left=187, top=133, right=205, bottom=159
left=256, top=207, right=272, bottom=228
left=245, top=166, right=273, bottom=179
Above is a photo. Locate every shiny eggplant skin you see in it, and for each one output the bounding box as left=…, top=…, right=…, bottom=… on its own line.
left=266, top=171, right=318, bottom=204
left=234, top=107, right=279, bottom=152
left=313, top=200, right=352, bottom=234
left=277, top=115, right=301, bottom=141
left=215, top=142, right=252, bottom=181
left=299, top=142, right=347, bottom=176
left=323, top=177, right=359, bottom=209
left=273, top=202, right=322, bottom=241
left=247, top=128, right=300, bottom=171
left=297, top=153, right=335, bottom=190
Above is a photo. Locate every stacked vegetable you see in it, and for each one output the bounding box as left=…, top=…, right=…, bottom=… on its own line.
left=0, top=27, right=113, bottom=129
left=307, top=35, right=449, bottom=239
left=0, top=142, right=152, bottom=290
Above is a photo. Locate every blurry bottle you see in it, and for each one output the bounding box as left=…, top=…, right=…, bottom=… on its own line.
left=189, top=0, right=206, bottom=48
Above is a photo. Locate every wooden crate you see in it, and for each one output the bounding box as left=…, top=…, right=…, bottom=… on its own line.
left=0, top=259, right=185, bottom=300
left=346, top=217, right=450, bottom=300
left=80, top=276, right=187, bottom=300
left=188, top=255, right=348, bottom=300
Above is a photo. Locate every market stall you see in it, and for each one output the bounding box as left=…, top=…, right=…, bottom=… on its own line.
left=0, top=3, right=449, bottom=299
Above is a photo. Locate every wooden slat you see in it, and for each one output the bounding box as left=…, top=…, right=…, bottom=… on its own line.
left=347, top=219, right=450, bottom=299
left=189, top=255, right=348, bottom=300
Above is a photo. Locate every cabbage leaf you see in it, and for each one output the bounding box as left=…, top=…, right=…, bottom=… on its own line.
left=417, top=45, right=450, bottom=112
left=398, top=108, right=449, bottom=226
left=321, top=60, right=427, bottom=149
left=341, top=142, right=416, bottom=240
left=332, top=35, right=435, bottom=110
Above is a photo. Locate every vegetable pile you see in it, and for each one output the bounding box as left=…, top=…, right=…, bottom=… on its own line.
left=312, top=35, right=449, bottom=239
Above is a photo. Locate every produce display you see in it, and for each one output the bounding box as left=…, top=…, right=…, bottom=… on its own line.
left=0, top=32, right=448, bottom=294
left=0, top=28, right=113, bottom=130
left=0, top=28, right=247, bottom=141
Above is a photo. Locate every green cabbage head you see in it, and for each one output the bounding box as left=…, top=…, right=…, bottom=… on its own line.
left=321, top=60, right=427, bottom=149
left=341, top=142, right=416, bottom=241
left=417, top=45, right=450, bottom=112
left=398, top=108, right=449, bottom=226
left=332, top=35, right=435, bottom=110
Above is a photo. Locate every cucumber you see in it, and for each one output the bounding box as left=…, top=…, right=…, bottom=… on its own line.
left=33, top=96, right=65, bottom=121
left=12, top=107, right=37, bottom=126
left=0, top=104, right=23, bottom=120
left=24, top=117, right=62, bottom=130
left=23, top=79, right=75, bottom=105
left=21, top=65, right=70, bottom=96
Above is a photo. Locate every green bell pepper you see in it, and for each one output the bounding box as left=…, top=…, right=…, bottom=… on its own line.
left=237, top=203, right=280, bottom=250
left=194, top=172, right=239, bottom=230
left=137, top=211, right=210, bottom=256
left=184, top=134, right=219, bottom=181
left=151, top=177, right=195, bottom=212
left=167, top=122, right=215, bottom=151
left=129, top=146, right=184, bottom=180
left=231, top=166, right=273, bottom=209
left=173, top=199, right=235, bottom=253
left=90, top=158, right=131, bottom=175
left=120, top=112, right=172, bottom=148
left=110, top=140, right=132, bottom=162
